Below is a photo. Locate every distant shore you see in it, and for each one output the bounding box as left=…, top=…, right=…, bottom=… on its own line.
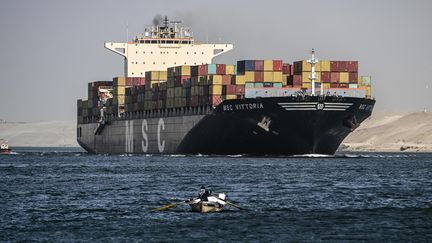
left=2, top=111, right=432, bottom=153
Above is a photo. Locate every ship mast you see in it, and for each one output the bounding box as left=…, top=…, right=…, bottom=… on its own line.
left=307, top=49, right=322, bottom=96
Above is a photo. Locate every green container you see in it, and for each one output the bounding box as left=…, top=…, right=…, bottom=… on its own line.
left=273, top=82, right=283, bottom=88
left=361, top=76, right=371, bottom=86
left=245, top=82, right=254, bottom=88
left=254, top=82, right=264, bottom=88
left=207, top=64, right=217, bottom=75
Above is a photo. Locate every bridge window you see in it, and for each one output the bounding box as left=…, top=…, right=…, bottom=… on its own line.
left=151, top=40, right=157, bottom=44
left=136, top=51, right=138, bottom=54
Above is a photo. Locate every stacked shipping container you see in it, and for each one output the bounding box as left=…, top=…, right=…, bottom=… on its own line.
left=78, top=59, right=372, bottom=121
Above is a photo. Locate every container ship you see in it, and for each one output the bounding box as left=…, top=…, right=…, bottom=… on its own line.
left=77, top=16, right=375, bottom=155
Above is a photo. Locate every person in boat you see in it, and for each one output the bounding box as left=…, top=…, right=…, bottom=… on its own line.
left=198, top=186, right=212, bottom=201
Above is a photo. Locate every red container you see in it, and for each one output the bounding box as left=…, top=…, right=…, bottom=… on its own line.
left=330, top=83, right=339, bottom=88
left=198, top=65, right=208, bottom=76
left=222, top=75, right=232, bottom=85
left=282, top=64, right=291, bottom=75
left=339, top=83, right=349, bottom=88
left=126, top=77, right=134, bottom=86
left=216, top=64, right=226, bottom=75
left=293, top=75, right=302, bottom=86
left=321, top=72, right=331, bottom=82
left=330, top=61, right=349, bottom=72
left=235, top=85, right=245, bottom=94
left=349, top=72, right=358, bottom=83
left=330, top=72, right=340, bottom=83
left=225, top=84, right=237, bottom=95
left=209, top=95, right=222, bottom=106
left=254, top=60, right=264, bottom=71
left=273, top=60, right=283, bottom=71
left=191, top=96, right=199, bottom=106
left=347, top=61, right=358, bottom=72
left=254, top=71, right=264, bottom=82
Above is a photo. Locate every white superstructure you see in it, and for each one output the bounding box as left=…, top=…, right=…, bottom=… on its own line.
left=105, top=16, right=234, bottom=77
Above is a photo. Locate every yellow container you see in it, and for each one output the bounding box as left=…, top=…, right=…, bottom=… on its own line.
left=273, top=72, right=283, bottom=82
left=226, top=94, right=237, bottom=100
left=302, top=83, right=312, bottom=89
left=296, top=60, right=320, bottom=72
left=114, top=86, right=125, bottom=95
left=244, top=71, right=255, bottom=82
left=167, top=88, right=175, bottom=98
left=365, top=86, right=372, bottom=97
left=302, top=72, right=321, bottom=83
left=199, top=76, right=208, bottom=86
left=114, top=77, right=126, bottom=86
left=264, top=60, right=273, bottom=71
left=166, top=98, right=174, bottom=108
left=209, top=85, right=223, bottom=95
left=234, top=75, right=246, bottom=85
left=175, top=87, right=182, bottom=97
left=339, top=72, right=349, bottom=83
left=191, top=76, right=199, bottom=86
left=323, top=83, right=331, bottom=89
left=175, top=65, right=191, bottom=76
left=320, top=60, right=330, bottom=72
left=159, top=71, right=167, bottom=81
left=264, top=71, right=273, bottom=82
left=226, top=65, right=235, bottom=75
left=114, top=95, right=125, bottom=105
left=209, top=75, right=223, bottom=85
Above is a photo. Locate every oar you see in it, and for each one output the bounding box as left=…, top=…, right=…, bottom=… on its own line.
left=218, top=198, right=248, bottom=211
left=151, top=199, right=195, bottom=212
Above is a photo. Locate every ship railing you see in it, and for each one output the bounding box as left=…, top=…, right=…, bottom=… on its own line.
left=79, top=106, right=213, bottom=124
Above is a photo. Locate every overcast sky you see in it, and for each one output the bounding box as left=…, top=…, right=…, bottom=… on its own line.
left=1, top=0, right=431, bottom=121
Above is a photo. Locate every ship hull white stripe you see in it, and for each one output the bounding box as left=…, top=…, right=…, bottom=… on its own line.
left=324, top=103, right=353, bottom=105
left=323, top=108, right=347, bottom=111
left=283, top=108, right=317, bottom=110
left=324, top=105, right=351, bottom=108
left=278, top=102, right=318, bottom=105
left=281, top=105, right=317, bottom=108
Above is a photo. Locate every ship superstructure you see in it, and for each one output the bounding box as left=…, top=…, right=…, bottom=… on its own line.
left=105, top=16, right=233, bottom=77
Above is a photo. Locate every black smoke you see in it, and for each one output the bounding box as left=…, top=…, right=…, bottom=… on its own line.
left=152, top=14, right=163, bottom=26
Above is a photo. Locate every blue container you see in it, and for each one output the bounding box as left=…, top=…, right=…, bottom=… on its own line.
left=237, top=60, right=255, bottom=73
left=207, top=64, right=217, bottom=75
left=263, top=82, right=273, bottom=87
left=245, top=60, right=255, bottom=71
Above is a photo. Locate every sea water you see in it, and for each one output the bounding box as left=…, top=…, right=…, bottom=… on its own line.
left=1, top=149, right=431, bottom=242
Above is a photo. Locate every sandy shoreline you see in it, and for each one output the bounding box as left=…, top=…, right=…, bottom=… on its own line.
left=1, top=111, right=432, bottom=152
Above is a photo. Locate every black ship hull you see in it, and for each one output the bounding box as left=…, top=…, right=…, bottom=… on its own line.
left=177, top=96, right=375, bottom=155
left=77, top=96, right=375, bottom=155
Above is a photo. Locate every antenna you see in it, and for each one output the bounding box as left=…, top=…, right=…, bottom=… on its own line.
left=307, top=48, right=319, bottom=96
left=126, top=20, right=129, bottom=42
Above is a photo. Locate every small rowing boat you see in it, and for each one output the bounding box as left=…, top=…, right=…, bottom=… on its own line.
left=189, top=193, right=226, bottom=213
